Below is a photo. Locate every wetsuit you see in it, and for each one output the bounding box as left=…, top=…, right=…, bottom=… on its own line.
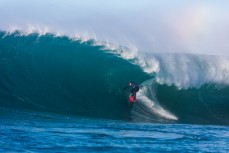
left=130, top=83, right=139, bottom=99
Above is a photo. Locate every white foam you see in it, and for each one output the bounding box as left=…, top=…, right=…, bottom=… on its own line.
left=2, top=25, right=96, bottom=44
left=149, top=54, right=229, bottom=89
left=110, top=48, right=229, bottom=89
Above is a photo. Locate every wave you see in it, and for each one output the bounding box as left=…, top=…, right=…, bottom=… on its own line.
left=0, top=31, right=229, bottom=125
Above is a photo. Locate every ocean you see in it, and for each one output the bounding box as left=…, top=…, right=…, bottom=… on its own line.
left=1, top=108, right=228, bottom=153
left=0, top=31, right=228, bottom=152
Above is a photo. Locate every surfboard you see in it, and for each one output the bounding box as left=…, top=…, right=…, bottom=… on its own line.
left=129, top=95, right=136, bottom=103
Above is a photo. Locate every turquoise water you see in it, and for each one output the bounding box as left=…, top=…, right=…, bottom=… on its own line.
left=0, top=31, right=229, bottom=152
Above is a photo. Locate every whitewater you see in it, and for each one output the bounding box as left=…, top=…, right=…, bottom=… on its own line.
left=0, top=0, right=229, bottom=152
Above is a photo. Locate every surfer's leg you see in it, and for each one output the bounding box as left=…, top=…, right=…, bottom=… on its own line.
left=133, top=91, right=136, bottom=99
left=131, top=89, right=135, bottom=96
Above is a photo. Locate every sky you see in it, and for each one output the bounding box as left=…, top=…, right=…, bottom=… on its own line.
left=0, top=0, right=229, bottom=55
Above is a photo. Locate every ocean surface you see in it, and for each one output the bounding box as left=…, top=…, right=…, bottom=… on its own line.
left=0, top=31, right=229, bottom=152
left=1, top=108, right=229, bottom=153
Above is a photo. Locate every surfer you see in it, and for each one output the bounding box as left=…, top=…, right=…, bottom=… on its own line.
left=124, top=82, right=139, bottom=102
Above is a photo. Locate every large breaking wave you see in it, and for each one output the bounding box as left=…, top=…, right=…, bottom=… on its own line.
left=0, top=31, right=229, bottom=125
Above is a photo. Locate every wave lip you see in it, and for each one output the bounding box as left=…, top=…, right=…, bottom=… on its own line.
left=112, top=50, right=229, bottom=89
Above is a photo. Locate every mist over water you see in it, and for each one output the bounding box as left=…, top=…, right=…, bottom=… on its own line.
left=1, top=0, right=229, bottom=55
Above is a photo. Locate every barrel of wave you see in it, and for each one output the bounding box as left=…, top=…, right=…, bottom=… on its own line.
left=130, top=80, right=178, bottom=122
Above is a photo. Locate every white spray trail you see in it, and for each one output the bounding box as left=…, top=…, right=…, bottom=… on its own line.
left=135, top=84, right=178, bottom=121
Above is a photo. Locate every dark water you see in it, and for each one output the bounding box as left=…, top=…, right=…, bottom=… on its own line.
left=1, top=109, right=228, bottom=153
left=0, top=31, right=229, bottom=152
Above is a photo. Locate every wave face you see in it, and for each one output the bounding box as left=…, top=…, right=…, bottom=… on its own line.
left=0, top=31, right=229, bottom=125
left=0, top=31, right=150, bottom=120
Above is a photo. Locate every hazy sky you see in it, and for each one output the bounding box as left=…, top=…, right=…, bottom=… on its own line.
left=0, top=0, right=229, bottom=55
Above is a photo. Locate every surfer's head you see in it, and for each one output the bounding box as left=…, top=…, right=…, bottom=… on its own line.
left=129, top=82, right=132, bottom=86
